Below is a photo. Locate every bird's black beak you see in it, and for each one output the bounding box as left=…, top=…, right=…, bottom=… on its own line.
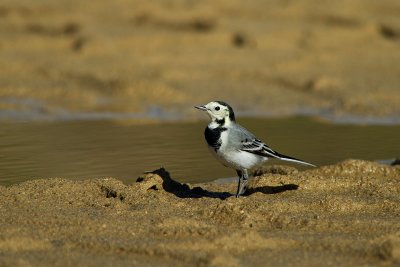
left=194, top=105, right=207, bottom=111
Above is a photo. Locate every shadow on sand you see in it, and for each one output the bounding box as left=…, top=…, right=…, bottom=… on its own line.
left=245, top=184, right=299, bottom=196
left=137, top=168, right=298, bottom=200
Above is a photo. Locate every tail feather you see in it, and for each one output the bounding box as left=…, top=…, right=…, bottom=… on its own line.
left=244, top=144, right=317, bottom=167
left=273, top=152, right=316, bottom=167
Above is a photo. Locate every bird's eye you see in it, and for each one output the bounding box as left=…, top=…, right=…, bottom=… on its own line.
left=215, top=106, right=220, bottom=111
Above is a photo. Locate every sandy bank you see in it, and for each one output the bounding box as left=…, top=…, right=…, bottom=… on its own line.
left=0, top=160, right=399, bottom=266
left=1, top=0, right=400, bottom=122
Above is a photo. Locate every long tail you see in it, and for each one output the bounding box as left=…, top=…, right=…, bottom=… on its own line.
left=272, top=151, right=316, bottom=167
left=242, top=141, right=317, bottom=167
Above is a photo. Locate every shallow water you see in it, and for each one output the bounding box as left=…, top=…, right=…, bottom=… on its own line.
left=0, top=117, right=399, bottom=186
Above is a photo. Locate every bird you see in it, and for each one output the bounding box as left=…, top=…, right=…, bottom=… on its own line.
left=195, top=101, right=315, bottom=198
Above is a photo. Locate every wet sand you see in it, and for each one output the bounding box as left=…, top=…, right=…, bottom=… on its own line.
left=1, top=0, right=400, bottom=121
left=1, top=160, right=399, bottom=266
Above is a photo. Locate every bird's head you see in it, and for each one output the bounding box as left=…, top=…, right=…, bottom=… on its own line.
left=195, top=101, right=236, bottom=126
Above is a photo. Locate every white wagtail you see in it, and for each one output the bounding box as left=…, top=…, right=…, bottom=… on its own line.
left=195, top=101, right=315, bottom=198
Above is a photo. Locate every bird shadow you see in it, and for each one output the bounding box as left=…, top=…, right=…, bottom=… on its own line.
left=140, top=168, right=232, bottom=200
left=140, top=168, right=299, bottom=200
left=245, top=183, right=299, bottom=196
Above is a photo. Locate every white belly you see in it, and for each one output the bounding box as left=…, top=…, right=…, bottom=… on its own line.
left=206, top=127, right=267, bottom=171
left=209, top=147, right=267, bottom=170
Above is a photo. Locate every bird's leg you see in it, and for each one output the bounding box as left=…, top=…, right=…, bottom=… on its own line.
left=236, top=169, right=248, bottom=198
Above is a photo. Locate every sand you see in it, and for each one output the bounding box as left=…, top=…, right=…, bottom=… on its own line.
left=1, top=160, right=399, bottom=266
left=1, top=0, right=400, bottom=121
left=1, top=1, right=400, bottom=265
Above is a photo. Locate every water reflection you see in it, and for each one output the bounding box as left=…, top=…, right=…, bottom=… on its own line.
left=0, top=117, right=399, bottom=186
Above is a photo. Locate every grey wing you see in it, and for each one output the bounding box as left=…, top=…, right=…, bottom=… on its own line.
left=229, top=124, right=278, bottom=158
left=233, top=124, right=316, bottom=167
left=241, top=138, right=278, bottom=158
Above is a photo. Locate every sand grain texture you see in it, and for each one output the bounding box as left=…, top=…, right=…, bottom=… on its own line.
left=0, top=160, right=399, bottom=266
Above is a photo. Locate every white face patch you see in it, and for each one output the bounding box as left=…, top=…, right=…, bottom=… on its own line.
left=205, top=102, right=230, bottom=123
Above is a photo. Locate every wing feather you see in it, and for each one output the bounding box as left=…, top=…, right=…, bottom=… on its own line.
left=239, top=138, right=316, bottom=167
left=231, top=123, right=315, bottom=167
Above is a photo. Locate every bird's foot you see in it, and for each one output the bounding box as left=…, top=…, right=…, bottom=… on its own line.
left=235, top=178, right=248, bottom=198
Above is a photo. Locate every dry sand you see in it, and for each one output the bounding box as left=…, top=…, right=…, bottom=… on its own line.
left=1, top=160, right=399, bottom=266
left=1, top=0, right=400, bottom=121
